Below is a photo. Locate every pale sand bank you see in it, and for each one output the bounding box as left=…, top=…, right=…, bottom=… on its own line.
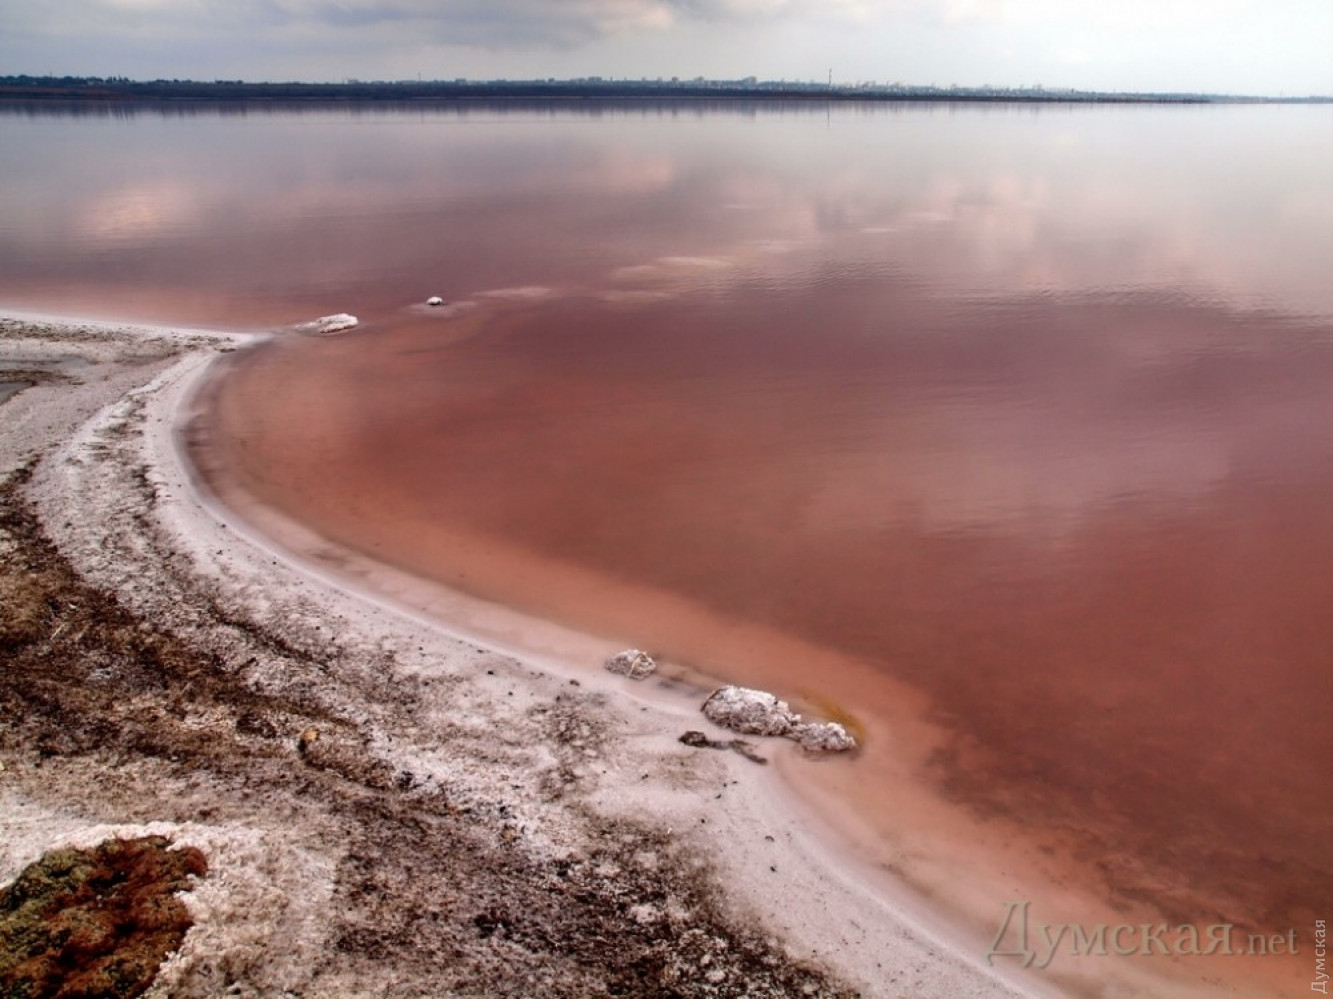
left=0, top=310, right=1046, bottom=996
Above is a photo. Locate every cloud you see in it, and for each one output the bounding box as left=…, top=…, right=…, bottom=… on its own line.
left=297, top=1, right=676, bottom=47
left=265, top=0, right=892, bottom=46
left=3, top=0, right=891, bottom=52
left=2, top=0, right=1329, bottom=93
left=668, top=0, right=881, bottom=18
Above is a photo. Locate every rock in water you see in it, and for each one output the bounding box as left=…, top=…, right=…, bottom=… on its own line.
left=701, top=685, right=857, bottom=751
left=291, top=313, right=359, bottom=335
left=604, top=649, right=656, bottom=679
left=701, top=686, right=798, bottom=737
left=792, top=721, right=858, bottom=752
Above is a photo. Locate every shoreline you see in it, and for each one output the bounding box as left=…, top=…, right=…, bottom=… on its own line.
left=186, top=345, right=1054, bottom=990
left=173, top=335, right=1056, bottom=998
left=4, top=307, right=1312, bottom=998
left=0, top=309, right=1041, bottom=996
left=5, top=79, right=1329, bottom=105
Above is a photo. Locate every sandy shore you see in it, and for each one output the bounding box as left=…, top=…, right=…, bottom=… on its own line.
left=0, top=310, right=1047, bottom=996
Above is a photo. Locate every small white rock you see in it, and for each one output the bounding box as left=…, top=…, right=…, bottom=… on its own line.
left=426, top=296, right=445, bottom=307
left=605, top=649, right=656, bottom=680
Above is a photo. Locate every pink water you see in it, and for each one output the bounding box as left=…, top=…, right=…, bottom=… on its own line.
left=5, top=101, right=1331, bottom=995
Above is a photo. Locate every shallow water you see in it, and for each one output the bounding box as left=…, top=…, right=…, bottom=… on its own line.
left=211, top=279, right=1332, bottom=992
left=5, top=101, right=1331, bottom=995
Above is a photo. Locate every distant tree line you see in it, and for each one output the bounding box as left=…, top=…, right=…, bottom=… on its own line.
left=0, top=75, right=1327, bottom=104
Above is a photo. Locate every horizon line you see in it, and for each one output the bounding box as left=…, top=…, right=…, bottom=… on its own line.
left=2, top=74, right=1330, bottom=104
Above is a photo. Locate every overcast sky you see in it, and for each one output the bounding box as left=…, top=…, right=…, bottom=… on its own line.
left=2, top=0, right=1330, bottom=96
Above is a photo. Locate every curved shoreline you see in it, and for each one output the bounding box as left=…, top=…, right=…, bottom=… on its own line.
left=0, top=310, right=1044, bottom=996
left=6, top=308, right=1312, bottom=998
left=179, top=334, right=1051, bottom=995
left=189, top=308, right=1318, bottom=999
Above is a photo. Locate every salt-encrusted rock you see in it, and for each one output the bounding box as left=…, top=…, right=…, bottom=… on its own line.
left=701, top=686, right=798, bottom=737
left=426, top=296, right=445, bottom=307
left=292, top=313, right=359, bottom=335
left=701, top=685, right=857, bottom=752
left=605, top=649, right=656, bottom=680
left=792, top=721, right=857, bottom=753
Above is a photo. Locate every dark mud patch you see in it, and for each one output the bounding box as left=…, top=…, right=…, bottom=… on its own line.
left=0, top=837, right=205, bottom=999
